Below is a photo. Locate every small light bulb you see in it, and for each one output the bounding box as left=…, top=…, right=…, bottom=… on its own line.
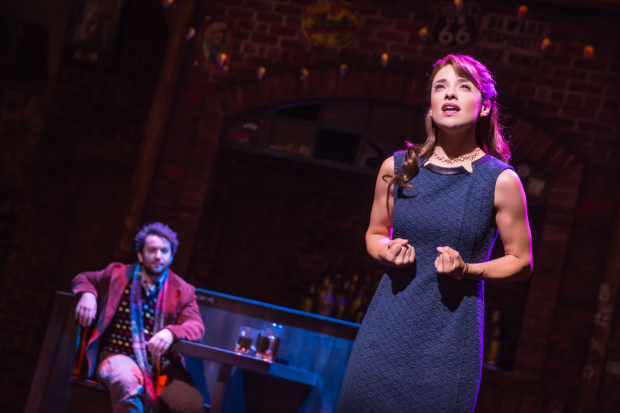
left=583, top=45, right=594, bottom=58
left=257, top=66, right=266, bottom=80
left=419, top=27, right=428, bottom=42
left=381, top=53, right=389, bottom=68
left=518, top=5, right=528, bottom=18
left=300, top=68, right=309, bottom=81
left=339, top=64, right=348, bottom=77
left=540, top=38, right=552, bottom=51
left=218, top=53, right=227, bottom=66
left=186, top=27, right=196, bottom=41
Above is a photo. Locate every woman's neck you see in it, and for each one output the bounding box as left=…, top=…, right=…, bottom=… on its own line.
left=429, top=127, right=483, bottom=171
left=435, top=127, right=479, bottom=158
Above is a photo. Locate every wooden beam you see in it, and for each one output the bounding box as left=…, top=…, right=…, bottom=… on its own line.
left=117, top=0, right=197, bottom=256
left=577, top=193, right=620, bottom=412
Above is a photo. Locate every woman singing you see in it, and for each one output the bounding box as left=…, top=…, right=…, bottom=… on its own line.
left=338, top=54, right=533, bottom=412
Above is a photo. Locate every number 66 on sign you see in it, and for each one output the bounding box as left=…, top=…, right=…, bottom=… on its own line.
left=431, top=1, right=480, bottom=47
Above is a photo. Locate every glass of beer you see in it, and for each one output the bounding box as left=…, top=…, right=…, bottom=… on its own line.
left=235, top=326, right=256, bottom=356
left=255, top=323, right=283, bottom=362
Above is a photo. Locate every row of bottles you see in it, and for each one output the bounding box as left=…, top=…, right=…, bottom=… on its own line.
left=300, top=270, right=377, bottom=324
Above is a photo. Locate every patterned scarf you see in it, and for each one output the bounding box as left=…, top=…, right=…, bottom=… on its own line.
left=129, top=265, right=169, bottom=413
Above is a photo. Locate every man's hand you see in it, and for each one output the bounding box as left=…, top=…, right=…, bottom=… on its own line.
left=435, top=246, right=466, bottom=278
left=75, top=292, right=97, bottom=327
left=148, top=328, right=174, bottom=356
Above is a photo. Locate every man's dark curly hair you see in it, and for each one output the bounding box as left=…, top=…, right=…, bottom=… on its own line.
left=134, top=222, right=179, bottom=255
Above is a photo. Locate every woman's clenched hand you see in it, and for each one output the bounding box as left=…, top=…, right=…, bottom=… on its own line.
left=379, top=238, right=416, bottom=268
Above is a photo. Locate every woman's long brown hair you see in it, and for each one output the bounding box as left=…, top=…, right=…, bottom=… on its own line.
left=386, top=54, right=511, bottom=189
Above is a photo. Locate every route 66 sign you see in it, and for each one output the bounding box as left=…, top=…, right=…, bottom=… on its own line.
left=431, top=2, right=480, bottom=47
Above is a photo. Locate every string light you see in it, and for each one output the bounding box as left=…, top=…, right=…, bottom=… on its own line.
left=419, top=27, right=428, bottom=42
left=381, top=53, right=389, bottom=68
left=518, top=5, right=528, bottom=18
left=257, top=66, right=266, bottom=80
left=454, top=0, right=463, bottom=12
left=213, top=36, right=592, bottom=80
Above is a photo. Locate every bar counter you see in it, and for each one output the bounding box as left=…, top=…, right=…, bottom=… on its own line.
left=185, top=289, right=360, bottom=413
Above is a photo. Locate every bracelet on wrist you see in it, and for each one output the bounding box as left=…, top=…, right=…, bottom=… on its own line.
left=455, top=263, right=468, bottom=280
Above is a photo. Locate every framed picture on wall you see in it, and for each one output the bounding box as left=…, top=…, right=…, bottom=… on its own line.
left=65, top=0, right=125, bottom=64
left=194, top=16, right=236, bottom=70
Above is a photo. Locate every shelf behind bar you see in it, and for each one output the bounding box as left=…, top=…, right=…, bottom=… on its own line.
left=171, top=340, right=318, bottom=387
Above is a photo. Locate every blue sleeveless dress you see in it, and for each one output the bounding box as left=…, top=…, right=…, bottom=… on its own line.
left=337, top=152, right=513, bottom=413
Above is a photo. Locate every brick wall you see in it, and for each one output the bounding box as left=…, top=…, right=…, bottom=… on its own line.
left=0, top=1, right=167, bottom=411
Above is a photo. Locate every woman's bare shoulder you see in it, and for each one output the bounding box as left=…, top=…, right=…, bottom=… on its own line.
left=380, top=156, right=395, bottom=175
left=496, top=169, right=522, bottom=191
left=495, top=169, right=526, bottom=209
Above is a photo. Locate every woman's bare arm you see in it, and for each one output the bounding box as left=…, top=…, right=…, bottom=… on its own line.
left=471, top=169, right=532, bottom=281
left=436, top=169, right=532, bottom=281
left=366, top=157, right=415, bottom=267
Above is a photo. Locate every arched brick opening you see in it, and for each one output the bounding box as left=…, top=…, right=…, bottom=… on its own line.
left=163, top=70, right=583, bottom=409
left=169, top=70, right=428, bottom=274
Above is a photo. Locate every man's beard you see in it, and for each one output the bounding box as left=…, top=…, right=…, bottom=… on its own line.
left=143, top=262, right=167, bottom=278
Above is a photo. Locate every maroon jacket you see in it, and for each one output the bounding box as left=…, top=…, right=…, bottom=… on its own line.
left=72, top=262, right=205, bottom=377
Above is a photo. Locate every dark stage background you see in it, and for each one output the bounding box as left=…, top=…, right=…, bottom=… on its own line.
left=1, top=0, right=620, bottom=412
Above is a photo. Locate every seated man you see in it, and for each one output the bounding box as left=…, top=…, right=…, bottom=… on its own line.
left=73, top=222, right=205, bottom=413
